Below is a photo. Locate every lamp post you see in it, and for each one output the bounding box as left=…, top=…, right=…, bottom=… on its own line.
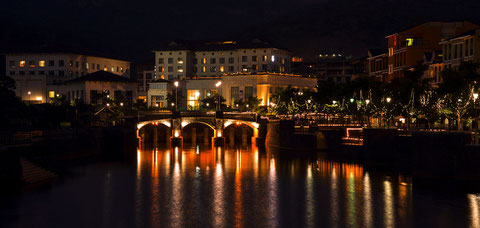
left=474, top=93, right=478, bottom=131
left=174, top=81, right=179, bottom=111
left=215, top=81, right=222, bottom=111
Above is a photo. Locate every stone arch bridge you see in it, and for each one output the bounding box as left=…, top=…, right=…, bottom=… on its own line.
left=136, top=111, right=266, bottom=146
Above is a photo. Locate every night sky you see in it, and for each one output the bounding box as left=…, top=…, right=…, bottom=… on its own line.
left=2, top=0, right=480, bottom=62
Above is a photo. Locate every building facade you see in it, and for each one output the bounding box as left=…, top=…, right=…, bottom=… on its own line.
left=65, top=71, right=138, bottom=105
left=441, top=28, right=480, bottom=70
left=147, top=79, right=171, bottom=108
left=367, top=49, right=388, bottom=81
left=153, top=39, right=291, bottom=81
left=385, top=21, right=478, bottom=81
left=5, top=52, right=130, bottom=103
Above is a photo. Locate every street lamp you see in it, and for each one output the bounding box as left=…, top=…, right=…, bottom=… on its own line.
left=215, top=81, right=222, bottom=111
left=350, top=98, right=354, bottom=103
left=365, top=99, right=370, bottom=105
left=386, top=97, right=391, bottom=103
left=332, top=100, right=337, bottom=105
left=174, top=81, right=179, bottom=111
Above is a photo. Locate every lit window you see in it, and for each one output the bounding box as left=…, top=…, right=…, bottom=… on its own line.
left=39, top=60, right=45, bottom=67
left=202, top=58, right=207, bottom=64
left=86, top=63, right=89, bottom=69
left=29, top=61, right=35, bottom=67
left=111, top=67, right=114, bottom=72
left=187, top=90, right=200, bottom=109
left=177, top=58, right=183, bottom=64
left=177, top=66, right=183, bottom=72
left=202, top=66, right=206, bottom=73
left=48, top=91, right=55, bottom=98
left=220, top=66, right=224, bottom=72
left=263, top=56, right=267, bottom=62
left=406, top=38, right=414, bottom=46
left=19, top=61, right=25, bottom=67
left=271, top=55, right=275, bottom=62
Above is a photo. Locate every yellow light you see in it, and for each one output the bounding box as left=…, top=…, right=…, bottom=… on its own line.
left=19, top=61, right=25, bottom=67
left=35, top=96, right=42, bottom=101
left=39, top=60, right=45, bottom=67
left=48, top=91, right=55, bottom=98
left=217, top=131, right=222, bottom=137
left=174, top=130, right=180, bottom=137
left=406, top=38, right=414, bottom=46
left=220, top=66, right=224, bottom=72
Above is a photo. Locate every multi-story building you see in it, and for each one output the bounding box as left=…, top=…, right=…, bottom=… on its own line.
left=134, top=62, right=155, bottom=102
left=440, top=28, right=480, bottom=70
left=367, top=49, right=388, bottom=81
left=153, top=39, right=291, bottom=81
left=4, top=50, right=130, bottom=103
left=385, top=21, right=478, bottom=81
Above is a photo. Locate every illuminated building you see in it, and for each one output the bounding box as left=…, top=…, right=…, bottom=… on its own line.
left=440, top=28, right=480, bottom=70
left=384, top=21, right=478, bottom=81
left=5, top=50, right=130, bottom=103
left=135, top=62, right=155, bottom=100
left=421, top=51, right=444, bottom=86
left=367, top=49, right=388, bottom=82
left=147, top=79, right=172, bottom=108
left=65, top=71, right=138, bottom=105
left=153, top=39, right=291, bottom=81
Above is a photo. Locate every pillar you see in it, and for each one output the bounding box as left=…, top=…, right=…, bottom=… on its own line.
left=171, top=118, right=183, bottom=147
left=166, top=127, right=171, bottom=146
left=213, top=117, right=225, bottom=147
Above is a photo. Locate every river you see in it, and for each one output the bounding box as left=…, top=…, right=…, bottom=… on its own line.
left=1, top=144, right=480, bottom=227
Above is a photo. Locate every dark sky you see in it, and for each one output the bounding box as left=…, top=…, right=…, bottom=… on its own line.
left=2, top=0, right=480, bottom=62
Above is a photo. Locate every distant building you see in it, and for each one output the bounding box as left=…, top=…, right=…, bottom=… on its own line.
left=422, top=51, right=444, bottom=86
left=293, top=54, right=355, bottom=84
left=4, top=50, right=130, bottom=103
left=147, top=79, right=171, bottom=108
left=65, top=71, right=137, bottom=105
left=134, top=62, right=155, bottom=102
left=153, top=39, right=291, bottom=81
left=440, top=28, right=480, bottom=70
left=385, top=21, right=478, bottom=81
left=367, top=49, right=388, bottom=81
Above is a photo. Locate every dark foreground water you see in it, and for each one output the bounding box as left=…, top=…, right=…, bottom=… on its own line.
left=1, top=144, right=480, bottom=228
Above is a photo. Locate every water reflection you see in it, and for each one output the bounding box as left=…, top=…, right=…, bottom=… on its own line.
left=6, top=144, right=478, bottom=228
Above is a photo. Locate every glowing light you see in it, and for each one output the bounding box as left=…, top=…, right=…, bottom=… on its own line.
left=216, top=81, right=222, bottom=87
left=271, top=55, right=275, bottom=62
left=217, top=131, right=222, bottom=137
left=386, top=97, right=391, bottom=103
left=307, top=99, right=311, bottom=103
left=174, top=130, right=180, bottom=137
left=35, top=96, right=42, bottom=101
left=120, top=102, right=123, bottom=106
left=27, top=91, right=31, bottom=95
left=174, top=81, right=179, bottom=87
left=332, top=100, right=337, bottom=104
left=206, top=103, right=210, bottom=106
left=365, top=99, right=370, bottom=105
left=475, top=93, right=479, bottom=100
left=106, top=103, right=110, bottom=107
left=350, top=98, right=354, bottom=103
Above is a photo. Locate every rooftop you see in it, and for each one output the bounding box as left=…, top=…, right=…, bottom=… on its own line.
left=154, top=39, right=288, bottom=52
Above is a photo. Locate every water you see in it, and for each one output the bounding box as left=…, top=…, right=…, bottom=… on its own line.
left=1, top=144, right=480, bottom=228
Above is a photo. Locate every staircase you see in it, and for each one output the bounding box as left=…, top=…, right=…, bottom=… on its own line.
left=21, top=158, right=57, bottom=184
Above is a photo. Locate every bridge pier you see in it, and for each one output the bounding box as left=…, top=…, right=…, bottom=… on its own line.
left=203, top=128, right=210, bottom=144
left=171, top=116, right=183, bottom=147
left=191, top=127, right=197, bottom=145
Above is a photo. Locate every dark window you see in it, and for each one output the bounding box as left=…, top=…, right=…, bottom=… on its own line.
left=219, top=58, right=225, bottom=64
left=146, top=73, right=152, bottom=79
left=48, top=71, right=55, bottom=76
left=19, top=71, right=25, bottom=75
left=252, top=56, right=257, bottom=61
left=59, top=60, right=64, bottom=66
left=231, top=86, right=239, bottom=101
left=29, top=61, right=35, bottom=67
left=168, top=58, right=173, bottom=64
left=228, top=66, right=234, bottom=72
left=9, top=71, right=15, bottom=75
left=49, top=60, right=55, bottom=67
left=245, top=86, right=253, bottom=98
left=59, top=71, right=64, bottom=76
left=242, top=56, right=248, bottom=62
left=210, top=58, right=216, bottom=64
left=97, top=64, right=100, bottom=69
left=262, top=64, right=268, bottom=71
left=168, top=66, right=173, bottom=72
left=228, top=57, right=234, bottom=64
left=9, top=61, right=15, bottom=67
left=29, top=71, right=35, bottom=75
left=193, top=58, right=198, bottom=64
left=75, top=62, right=79, bottom=67
left=158, top=58, right=164, bottom=64
left=210, top=66, right=216, bottom=72
left=39, top=71, right=45, bottom=75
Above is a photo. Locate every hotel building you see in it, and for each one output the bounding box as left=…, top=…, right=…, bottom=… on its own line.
left=4, top=50, right=130, bottom=103
left=153, top=39, right=291, bottom=81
